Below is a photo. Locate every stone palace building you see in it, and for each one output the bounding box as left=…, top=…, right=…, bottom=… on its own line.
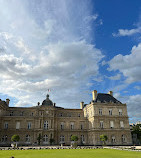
left=0, top=90, right=132, bottom=146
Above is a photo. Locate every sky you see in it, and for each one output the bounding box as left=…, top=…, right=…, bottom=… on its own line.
left=0, top=0, right=141, bottom=123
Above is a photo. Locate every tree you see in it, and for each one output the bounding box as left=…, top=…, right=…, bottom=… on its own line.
left=100, top=135, right=108, bottom=146
left=71, top=135, right=78, bottom=142
left=11, top=135, right=20, bottom=148
left=37, top=134, right=42, bottom=145
left=131, top=124, right=141, bottom=145
left=49, top=138, right=55, bottom=145
left=71, top=135, right=78, bottom=147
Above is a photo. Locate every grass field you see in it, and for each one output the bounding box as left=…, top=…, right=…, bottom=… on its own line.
left=0, top=149, right=140, bottom=158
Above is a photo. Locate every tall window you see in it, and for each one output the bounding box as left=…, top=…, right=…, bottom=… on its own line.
left=81, top=135, right=85, bottom=142
left=119, top=109, right=122, bottom=116
left=121, top=135, right=126, bottom=143
left=111, top=135, right=116, bottom=143
left=43, top=135, right=48, bottom=142
left=44, top=121, right=48, bottom=129
left=2, top=135, right=7, bottom=142
left=109, top=109, right=112, bottom=115
left=110, top=121, right=114, bottom=128
left=80, top=124, right=83, bottom=130
left=99, top=109, right=102, bottom=115
left=120, top=121, right=124, bottom=128
left=70, top=122, right=74, bottom=130
left=100, top=121, right=104, bottom=128
left=70, top=135, right=72, bottom=141
left=28, top=122, right=31, bottom=129
left=16, top=122, right=20, bottom=129
left=20, top=111, right=24, bottom=116
left=26, top=135, right=30, bottom=142
left=60, top=122, right=64, bottom=130
left=60, top=135, right=65, bottom=142
left=4, top=122, right=8, bottom=129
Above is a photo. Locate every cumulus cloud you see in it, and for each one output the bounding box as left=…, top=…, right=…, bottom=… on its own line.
left=115, top=93, right=141, bottom=122
left=0, top=0, right=104, bottom=108
left=112, top=27, right=141, bottom=37
left=108, top=43, right=141, bottom=83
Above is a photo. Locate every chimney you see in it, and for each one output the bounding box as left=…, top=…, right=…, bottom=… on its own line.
left=80, top=102, right=84, bottom=109
left=92, top=90, right=97, bottom=100
left=6, top=98, right=10, bottom=106
left=108, top=91, right=113, bottom=96
left=53, top=103, right=56, bottom=107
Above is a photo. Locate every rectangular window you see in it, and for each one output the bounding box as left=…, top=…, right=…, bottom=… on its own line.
left=110, top=121, right=114, bottom=128
left=99, top=109, right=102, bottom=115
left=44, top=121, right=48, bottom=129
left=16, top=122, right=20, bottom=129
left=10, top=111, right=13, bottom=116
left=81, top=135, right=85, bottom=142
left=100, top=121, right=104, bottom=128
left=61, top=122, right=64, bottom=130
left=109, top=109, right=112, bottom=115
left=80, top=124, right=83, bottom=130
left=119, top=109, right=122, bottom=116
left=70, top=122, right=74, bottom=130
left=120, top=121, right=124, bottom=128
left=4, top=122, right=8, bottom=129
left=28, top=122, right=31, bottom=129
left=60, top=135, right=65, bottom=142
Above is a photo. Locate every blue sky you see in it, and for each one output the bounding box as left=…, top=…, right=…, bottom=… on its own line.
left=0, top=0, right=141, bottom=123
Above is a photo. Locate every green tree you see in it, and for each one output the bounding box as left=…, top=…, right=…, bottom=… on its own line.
left=71, top=135, right=78, bottom=148
left=37, top=134, right=42, bottom=145
left=131, top=124, right=141, bottom=144
left=11, top=135, right=20, bottom=148
left=71, top=135, right=78, bottom=142
left=100, top=135, right=108, bottom=146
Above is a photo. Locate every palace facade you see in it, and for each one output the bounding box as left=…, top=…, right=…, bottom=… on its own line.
left=0, top=90, right=132, bottom=146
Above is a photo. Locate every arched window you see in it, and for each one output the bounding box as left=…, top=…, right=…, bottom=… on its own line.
left=44, top=121, right=48, bottom=129
left=111, top=135, right=116, bottom=143
left=121, top=135, right=126, bottom=143
left=43, top=135, right=48, bottom=142
left=2, top=135, right=7, bottom=142
left=26, top=135, right=30, bottom=142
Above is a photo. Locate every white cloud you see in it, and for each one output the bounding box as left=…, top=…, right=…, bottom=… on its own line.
left=108, top=43, right=141, bottom=83
left=0, top=39, right=103, bottom=107
left=114, top=93, right=141, bottom=122
left=112, top=27, right=141, bottom=37
left=134, top=86, right=141, bottom=90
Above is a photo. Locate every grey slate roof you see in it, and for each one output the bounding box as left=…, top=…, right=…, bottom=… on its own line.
left=94, top=93, right=122, bottom=104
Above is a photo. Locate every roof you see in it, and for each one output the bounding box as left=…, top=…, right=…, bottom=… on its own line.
left=94, top=93, right=122, bottom=104
left=42, top=94, right=53, bottom=106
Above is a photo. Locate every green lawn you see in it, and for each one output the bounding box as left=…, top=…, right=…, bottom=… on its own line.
left=0, top=149, right=140, bottom=158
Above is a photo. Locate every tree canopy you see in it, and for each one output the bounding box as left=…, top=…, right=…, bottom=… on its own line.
left=11, top=135, right=20, bottom=142
left=71, top=135, right=78, bottom=141
left=100, top=135, right=108, bottom=145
